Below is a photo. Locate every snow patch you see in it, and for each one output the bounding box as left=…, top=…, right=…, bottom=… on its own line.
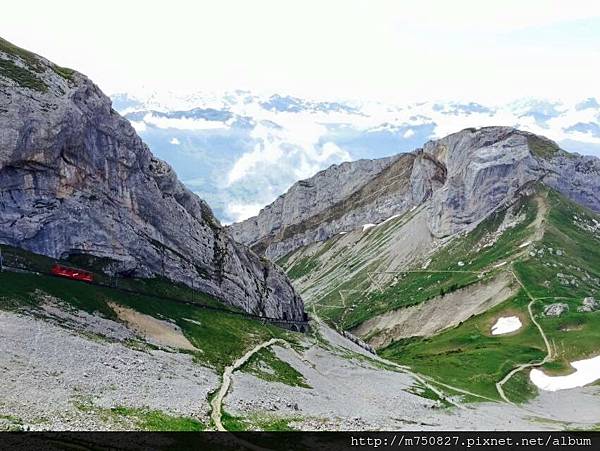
left=362, top=224, right=376, bottom=232
left=530, top=355, right=600, bottom=391
left=518, top=241, right=532, bottom=249
left=491, top=316, right=522, bottom=335
left=378, top=214, right=402, bottom=226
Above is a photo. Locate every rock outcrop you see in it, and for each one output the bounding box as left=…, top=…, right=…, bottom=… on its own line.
left=0, top=37, right=304, bottom=321
left=230, top=126, right=600, bottom=259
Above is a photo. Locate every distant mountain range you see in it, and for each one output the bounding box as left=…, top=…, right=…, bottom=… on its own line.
left=111, top=91, right=600, bottom=223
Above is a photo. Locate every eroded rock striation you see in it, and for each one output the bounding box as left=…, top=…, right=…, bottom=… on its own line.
left=230, top=126, right=600, bottom=259
left=0, top=37, right=304, bottom=321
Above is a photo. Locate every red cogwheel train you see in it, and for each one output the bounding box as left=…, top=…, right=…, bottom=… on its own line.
left=51, top=264, right=94, bottom=282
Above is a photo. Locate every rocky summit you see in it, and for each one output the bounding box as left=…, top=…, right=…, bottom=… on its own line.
left=0, top=37, right=304, bottom=321
left=230, top=126, right=600, bottom=260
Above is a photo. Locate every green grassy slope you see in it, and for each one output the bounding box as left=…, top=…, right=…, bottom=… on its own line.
left=0, top=246, right=297, bottom=371
left=281, top=194, right=539, bottom=330
left=279, top=187, right=600, bottom=402
left=380, top=189, right=600, bottom=401
left=514, top=190, right=600, bottom=372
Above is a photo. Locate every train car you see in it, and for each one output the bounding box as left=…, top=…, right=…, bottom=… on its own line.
left=50, top=264, right=94, bottom=283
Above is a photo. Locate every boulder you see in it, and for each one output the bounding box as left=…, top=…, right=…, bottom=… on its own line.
left=543, top=303, right=569, bottom=317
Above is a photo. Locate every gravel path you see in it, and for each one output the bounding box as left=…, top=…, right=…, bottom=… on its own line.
left=494, top=266, right=554, bottom=404
left=210, top=338, right=285, bottom=431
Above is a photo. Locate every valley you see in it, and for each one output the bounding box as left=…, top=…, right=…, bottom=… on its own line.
left=2, top=34, right=600, bottom=434
left=276, top=188, right=600, bottom=409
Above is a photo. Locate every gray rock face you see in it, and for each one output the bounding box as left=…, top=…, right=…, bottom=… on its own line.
left=231, top=126, right=600, bottom=259
left=0, top=38, right=304, bottom=321
left=543, top=303, right=569, bottom=317
left=578, top=297, right=600, bottom=313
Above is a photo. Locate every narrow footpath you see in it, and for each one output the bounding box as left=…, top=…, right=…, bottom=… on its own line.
left=210, top=338, right=285, bottom=431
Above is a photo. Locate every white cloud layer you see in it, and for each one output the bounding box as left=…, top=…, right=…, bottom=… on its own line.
left=143, top=113, right=229, bottom=131
left=225, top=202, right=266, bottom=223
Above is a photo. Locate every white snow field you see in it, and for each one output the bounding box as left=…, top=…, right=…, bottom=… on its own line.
left=491, top=316, right=522, bottom=335
left=530, top=355, right=600, bottom=391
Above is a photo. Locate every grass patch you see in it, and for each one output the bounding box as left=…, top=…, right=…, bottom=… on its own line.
left=0, top=414, right=24, bottom=432
left=221, top=410, right=250, bottom=431
left=408, top=382, right=453, bottom=408
left=380, top=292, right=546, bottom=401
left=0, top=36, right=76, bottom=83
left=242, top=347, right=311, bottom=388
left=527, top=135, right=562, bottom=159
left=0, top=57, right=47, bottom=92
left=221, top=410, right=299, bottom=431
left=286, top=256, right=320, bottom=279
left=109, top=406, right=204, bottom=431
left=0, top=268, right=291, bottom=371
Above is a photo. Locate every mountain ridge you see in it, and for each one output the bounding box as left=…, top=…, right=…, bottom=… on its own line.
left=0, top=36, right=304, bottom=321
left=230, top=126, right=600, bottom=260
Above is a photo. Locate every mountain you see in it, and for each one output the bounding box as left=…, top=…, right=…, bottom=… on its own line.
left=0, top=37, right=303, bottom=321
left=230, top=127, right=600, bottom=259
left=2, top=37, right=600, bottom=432
left=110, top=90, right=600, bottom=224
left=232, top=127, right=600, bottom=402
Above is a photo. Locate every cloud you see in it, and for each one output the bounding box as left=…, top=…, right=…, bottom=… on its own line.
left=403, top=128, right=415, bottom=138
left=226, top=202, right=265, bottom=223
left=227, top=140, right=284, bottom=185
left=226, top=117, right=351, bottom=186
left=130, top=121, right=147, bottom=133
left=142, top=113, right=230, bottom=131
left=170, top=137, right=181, bottom=145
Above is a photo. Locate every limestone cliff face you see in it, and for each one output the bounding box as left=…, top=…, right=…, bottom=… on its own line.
left=231, top=126, right=600, bottom=259
left=0, top=37, right=304, bottom=321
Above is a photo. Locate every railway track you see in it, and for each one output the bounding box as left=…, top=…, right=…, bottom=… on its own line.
left=0, top=264, right=309, bottom=331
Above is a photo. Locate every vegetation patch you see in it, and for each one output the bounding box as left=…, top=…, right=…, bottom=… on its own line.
left=0, top=414, right=24, bottom=432
left=407, top=382, right=453, bottom=408
left=221, top=410, right=299, bottom=431
left=380, top=292, right=545, bottom=402
left=242, top=347, right=311, bottom=388
left=527, top=135, right=562, bottom=159
left=0, top=246, right=295, bottom=371
left=286, top=256, right=320, bottom=279
left=0, top=58, right=47, bottom=92
left=109, top=406, right=205, bottom=431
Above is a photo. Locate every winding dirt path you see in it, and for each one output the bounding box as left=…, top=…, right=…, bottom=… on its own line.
left=210, top=338, right=285, bottom=431
left=495, top=297, right=552, bottom=404
left=494, top=195, right=553, bottom=403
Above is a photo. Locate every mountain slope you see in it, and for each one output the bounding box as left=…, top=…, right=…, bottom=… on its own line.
left=380, top=189, right=600, bottom=402
left=274, top=184, right=600, bottom=403
left=233, top=128, right=600, bottom=403
left=0, top=36, right=303, bottom=321
left=230, top=127, right=600, bottom=260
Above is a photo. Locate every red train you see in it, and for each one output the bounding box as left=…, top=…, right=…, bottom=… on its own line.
left=51, top=264, right=94, bottom=283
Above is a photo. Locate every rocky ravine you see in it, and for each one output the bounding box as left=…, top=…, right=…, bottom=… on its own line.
left=0, top=37, right=303, bottom=321
left=230, top=127, right=600, bottom=260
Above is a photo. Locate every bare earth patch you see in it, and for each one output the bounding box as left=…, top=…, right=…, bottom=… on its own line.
left=109, top=303, right=197, bottom=351
left=352, top=272, right=518, bottom=349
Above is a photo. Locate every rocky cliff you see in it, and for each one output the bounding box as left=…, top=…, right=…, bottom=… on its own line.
left=0, top=37, right=304, bottom=321
left=230, top=126, right=600, bottom=259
